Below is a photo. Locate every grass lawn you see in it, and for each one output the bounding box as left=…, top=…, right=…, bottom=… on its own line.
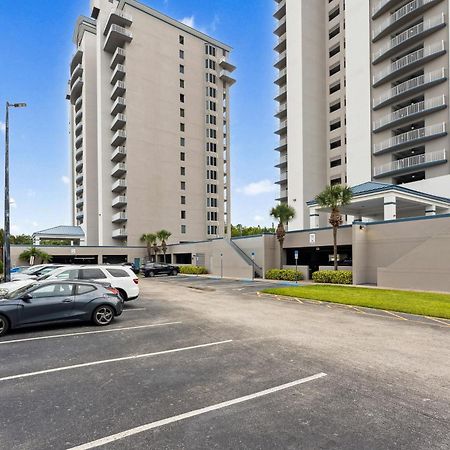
left=262, top=285, right=450, bottom=319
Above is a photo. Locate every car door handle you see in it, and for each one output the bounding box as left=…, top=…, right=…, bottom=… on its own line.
left=62, top=299, right=73, bottom=303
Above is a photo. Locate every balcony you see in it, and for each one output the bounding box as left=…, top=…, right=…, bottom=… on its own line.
left=70, top=64, right=83, bottom=86
left=373, top=68, right=447, bottom=110
left=275, top=102, right=287, bottom=119
left=112, top=212, right=128, bottom=223
left=274, top=0, right=286, bottom=20
left=104, top=25, right=133, bottom=53
left=76, top=197, right=84, bottom=207
left=76, top=211, right=84, bottom=220
left=75, top=160, right=83, bottom=172
left=75, top=134, right=83, bottom=149
left=111, top=146, right=126, bottom=162
left=219, top=70, right=236, bottom=86
left=112, top=195, right=127, bottom=208
left=104, top=10, right=133, bottom=35
left=218, top=57, right=236, bottom=72
left=70, top=49, right=83, bottom=75
left=75, top=147, right=83, bottom=160
left=275, top=85, right=287, bottom=102
left=373, top=123, right=447, bottom=154
left=111, top=130, right=126, bottom=146
left=111, top=64, right=125, bottom=84
left=275, top=120, right=287, bottom=135
left=276, top=189, right=288, bottom=202
left=274, top=33, right=286, bottom=53
left=374, top=149, right=447, bottom=178
left=111, top=97, right=126, bottom=115
left=372, top=0, right=400, bottom=19
left=70, top=77, right=83, bottom=103
left=111, top=113, right=126, bottom=131
left=274, top=15, right=286, bottom=36
left=275, top=137, right=287, bottom=151
left=111, top=162, right=127, bottom=177
left=76, top=185, right=84, bottom=195
left=76, top=173, right=83, bottom=183
left=111, top=80, right=126, bottom=100
left=74, top=108, right=83, bottom=125
left=274, top=50, right=287, bottom=69
left=275, top=67, right=287, bottom=86
left=373, top=96, right=447, bottom=132
left=112, top=179, right=127, bottom=192
left=373, top=42, right=445, bottom=87
left=372, top=15, right=446, bottom=64
left=111, top=47, right=126, bottom=69
left=372, top=0, right=444, bottom=42
left=275, top=154, right=288, bottom=168
left=112, top=228, right=128, bottom=239
left=75, top=121, right=83, bottom=137
left=74, top=96, right=83, bottom=112
left=276, top=171, right=288, bottom=185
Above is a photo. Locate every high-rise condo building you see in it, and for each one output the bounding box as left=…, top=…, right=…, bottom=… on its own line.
left=68, top=0, right=235, bottom=246
left=275, top=0, right=450, bottom=230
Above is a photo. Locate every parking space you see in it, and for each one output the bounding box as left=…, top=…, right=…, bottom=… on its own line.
left=0, top=276, right=449, bottom=449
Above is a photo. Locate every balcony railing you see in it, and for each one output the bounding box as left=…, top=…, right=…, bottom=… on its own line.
left=112, top=179, right=127, bottom=193
left=372, top=15, right=446, bottom=64
left=70, top=64, right=83, bottom=85
left=276, top=137, right=287, bottom=151
left=111, top=162, right=127, bottom=177
left=111, top=80, right=126, bottom=100
left=112, top=228, right=128, bottom=239
left=219, top=70, right=236, bottom=85
left=275, top=85, right=287, bottom=102
left=104, top=10, right=133, bottom=36
left=111, top=130, right=126, bottom=146
left=373, top=68, right=446, bottom=109
left=111, top=47, right=126, bottom=68
left=373, top=41, right=445, bottom=87
left=276, top=189, right=288, bottom=201
left=111, top=64, right=125, bottom=84
left=276, top=120, right=287, bottom=135
left=70, top=77, right=83, bottom=103
left=275, top=67, right=287, bottom=85
left=111, top=146, right=126, bottom=162
left=274, top=0, right=286, bottom=20
left=275, top=154, right=288, bottom=168
left=274, top=15, right=286, bottom=36
left=372, top=0, right=399, bottom=19
left=74, top=108, right=83, bottom=125
left=112, top=212, right=128, bottom=223
left=112, top=195, right=127, bottom=208
left=275, top=103, right=287, bottom=118
left=372, top=0, right=442, bottom=41
left=374, top=149, right=447, bottom=177
left=74, top=96, right=82, bottom=112
left=75, top=147, right=83, bottom=160
left=276, top=171, right=288, bottom=184
left=76, top=186, right=84, bottom=195
left=75, top=135, right=83, bottom=149
left=274, top=33, right=286, bottom=52
left=373, top=96, right=447, bottom=132
left=111, top=113, right=126, bottom=131
left=75, top=122, right=83, bottom=137
left=373, top=123, right=447, bottom=154
left=104, top=24, right=133, bottom=53
left=275, top=50, right=287, bottom=69
left=111, top=97, right=126, bottom=115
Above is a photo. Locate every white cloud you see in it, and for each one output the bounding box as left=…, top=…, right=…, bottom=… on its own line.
left=237, top=179, right=277, bottom=196
left=0, top=121, right=5, bottom=134
left=253, top=215, right=264, bottom=222
left=180, top=15, right=195, bottom=28
left=210, top=14, right=220, bottom=32
left=10, top=198, right=17, bottom=208
left=61, top=175, right=70, bottom=185
left=11, top=224, right=20, bottom=233
left=31, top=221, right=38, bottom=227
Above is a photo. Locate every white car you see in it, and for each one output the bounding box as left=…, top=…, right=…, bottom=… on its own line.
left=41, top=265, right=139, bottom=301
left=11, top=264, right=65, bottom=281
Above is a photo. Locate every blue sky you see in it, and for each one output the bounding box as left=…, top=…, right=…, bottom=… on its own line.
left=0, top=0, right=278, bottom=235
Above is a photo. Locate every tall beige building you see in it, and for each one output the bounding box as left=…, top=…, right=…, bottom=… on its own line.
left=68, top=0, right=235, bottom=246
left=275, top=0, right=450, bottom=229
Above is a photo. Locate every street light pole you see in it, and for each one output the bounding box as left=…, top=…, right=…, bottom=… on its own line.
left=4, top=102, right=27, bottom=282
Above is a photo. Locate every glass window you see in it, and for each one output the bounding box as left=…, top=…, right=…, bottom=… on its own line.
left=79, top=268, right=107, bottom=280
left=31, top=283, right=74, bottom=298
left=76, top=284, right=97, bottom=295
left=106, top=268, right=130, bottom=278
left=55, top=269, right=79, bottom=280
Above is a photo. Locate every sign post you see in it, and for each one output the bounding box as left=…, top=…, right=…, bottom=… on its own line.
left=294, top=250, right=299, bottom=284
left=251, top=252, right=255, bottom=281
left=220, top=253, right=223, bottom=279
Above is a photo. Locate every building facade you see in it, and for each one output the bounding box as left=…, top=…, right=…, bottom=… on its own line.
left=275, top=0, right=450, bottom=229
left=68, top=0, right=235, bottom=246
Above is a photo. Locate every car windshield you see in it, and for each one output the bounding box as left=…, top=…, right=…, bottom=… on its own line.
left=21, top=266, right=44, bottom=275
left=5, top=283, right=37, bottom=299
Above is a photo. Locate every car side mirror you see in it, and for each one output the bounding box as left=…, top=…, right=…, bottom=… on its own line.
left=21, top=293, right=33, bottom=303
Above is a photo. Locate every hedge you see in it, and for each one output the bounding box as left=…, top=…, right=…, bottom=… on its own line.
left=265, top=269, right=304, bottom=281
left=179, top=265, right=208, bottom=275
left=312, top=270, right=352, bottom=285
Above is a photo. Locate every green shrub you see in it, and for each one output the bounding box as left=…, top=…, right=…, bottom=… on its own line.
left=179, top=265, right=208, bottom=275
left=312, top=270, right=352, bottom=285
left=0, top=260, right=3, bottom=274
left=265, top=269, right=304, bottom=281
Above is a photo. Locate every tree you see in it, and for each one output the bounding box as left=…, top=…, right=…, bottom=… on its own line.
left=10, top=234, right=33, bottom=245
left=315, top=184, right=353, bottom=271
left=156, top=230, right=172, bottom=263
left=270, top=204, right=296, bottom=269
left=230, top=225, right=275, bottom=237
left=19, top=247, right=53, bottom=265
left=140, top=233, right=158, bottom=261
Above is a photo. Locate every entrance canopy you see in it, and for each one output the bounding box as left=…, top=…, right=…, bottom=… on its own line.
left=32, top=225, right=85, bottom=246
left=307, top=182, right=450, bottom=228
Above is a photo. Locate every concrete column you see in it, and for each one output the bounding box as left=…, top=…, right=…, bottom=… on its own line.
left=309, top=208, right=320, bottom=229
left=425, top=205, right=437, bottom=216
left=384, top=195, right=397, bottom=221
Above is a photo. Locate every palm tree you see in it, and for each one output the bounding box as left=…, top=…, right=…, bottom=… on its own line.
left=156, top=230, right=172, bottom=263
left=315, top=184, right=353, bottom=271
left=270, top=204, right=296, bottom=269
left=140, top=233, right=158, bottom=262
left=19, top=247, right=52, bottom=265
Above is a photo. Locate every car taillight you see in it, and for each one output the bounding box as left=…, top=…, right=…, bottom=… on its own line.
left=107, top=287, right=119, bottom=295
left=133, top=278, right=139, bottom=285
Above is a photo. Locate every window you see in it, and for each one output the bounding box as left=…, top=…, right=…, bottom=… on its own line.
left=331, top=177, right=342, bottom=186
left=179, top=49, right=184, bottom=59
left=329, top=25, right=340, bottom=40
left=180, top=123, right=185, bottom=132
left=30, top=283, right=74, bottom=298
left=181, top=195, right=186, bottom=205
left=329, top=82, right=341, bottom=94
left=330, top=139, right=341, bottom=150
left=180, top=94, right=185, bottom=103
left=76, top=284, right=97, bottom=295
left=181, top=167, right=186, bottom=176
left=330, top=158, right=342, bottom=168
left=180, top=108, right=185, bottom=117
left=329, top=63, right=340, bottom=76
left=329, top=7, right=339, bottom=21
left=180, top=152, right=185, bottom=161
left=181, top=210, right=186, bottom=219
left=106, top=268, right=129, bottom=278
left=55, top=269, right=79, bottom=280
left=181, top=181, right=186, bottom=190
left=79, top=268, right=107, bottom=280
left=179, top=64, right=185, bottom=74
left=179, top=35, right=184, bottom=45
left=329, top=101, right=341, bottom=113
left=329, top=44, right=340, bottom=58
left=330, top=120, right=341, bottom=131
left=180, top=79, right=185, bottom=88
left=181, top=225, right=186, bottom=234
left=180, top=137, right=185, bottom=146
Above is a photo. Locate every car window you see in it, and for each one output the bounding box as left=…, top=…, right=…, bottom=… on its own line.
left=106, top=268, right=129, bottom=278
left=76, top=284, right=97, bottom=295
left=55, top=269, right=79, bottom=280
left=31, top=284, right=74, bottom=298
left=79, top=269, right=107, bottom=280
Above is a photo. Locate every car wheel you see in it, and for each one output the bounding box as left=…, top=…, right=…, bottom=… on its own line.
left=148, top=271, right=155, bottom=277
left=93, top=305, right=115, bottom=326
left=171, top=269, right=178, bottom=276
left=117, top=289, right=128, bottom=302
left=0, top=315, right=9, bottom=337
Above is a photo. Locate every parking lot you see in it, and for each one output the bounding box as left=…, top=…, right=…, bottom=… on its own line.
left=1, top=275, right=449, bottom=449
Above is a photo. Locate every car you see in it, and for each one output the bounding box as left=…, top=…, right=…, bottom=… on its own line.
left=141, top=263, right=180, bottom=277
left=11, top=264, right=66, bottom=281
left=0, top=280, right=123, bottom=337
left=122, top=262, right=140, bottom=275
left=37, top=265, right=139, bottom=302
left=10, top=266, right=29, bottom=274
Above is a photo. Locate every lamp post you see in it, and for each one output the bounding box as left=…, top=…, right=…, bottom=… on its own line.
left=4, top=102, right=27, bottom=282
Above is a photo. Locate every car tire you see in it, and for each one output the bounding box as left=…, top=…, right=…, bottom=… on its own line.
left=117, top=289, right=128, bottom=302
left=171, top=270, right=178, bottom=276
left=0, top=315, right=9, bottom=337
left=148, top=271, right=155, bottom=277
left=92, top=305, right=115, bottom=326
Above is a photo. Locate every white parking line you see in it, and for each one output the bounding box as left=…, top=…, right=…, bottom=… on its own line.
left=123, top=308, right=146, bottom=312
left=69, top=372, right=327, bottom=450
left=0, top=340, right=233, bottom=382
left=0, top=322, right=182, bottom=346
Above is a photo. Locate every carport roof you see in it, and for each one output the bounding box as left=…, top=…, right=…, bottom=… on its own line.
left=307, top=182, right=450, bottom=206
left=32, top=226, right=85, bottom=238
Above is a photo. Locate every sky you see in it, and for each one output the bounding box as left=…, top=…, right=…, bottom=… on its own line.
left=0, top=0, right=279, bottom=235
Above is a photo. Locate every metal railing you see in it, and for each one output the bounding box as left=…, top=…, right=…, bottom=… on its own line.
left=112, top=228, right=127, bottom=238
left=373, top=15, right=445, bottom=62
left=109, top=24, right=132, bottom=39
left=374, top=149, right=447, bottom=176
left=373, top=41, right=445, bottom=85
left=373, top=123, right=446, bottom=154
left=372, top=0, right=396, bottom=17
left=373, top=68, right=446, bottom=108
left=373, top=95, right=446, bottom=131
left=112, top=212, right=127, bottom=222
left=228, top=240, right=263, bottom=278
left=112, top=179, right=127, bottom=191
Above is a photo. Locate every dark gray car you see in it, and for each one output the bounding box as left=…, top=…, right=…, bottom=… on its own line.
left=0, top=280, right=123, bottom=337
